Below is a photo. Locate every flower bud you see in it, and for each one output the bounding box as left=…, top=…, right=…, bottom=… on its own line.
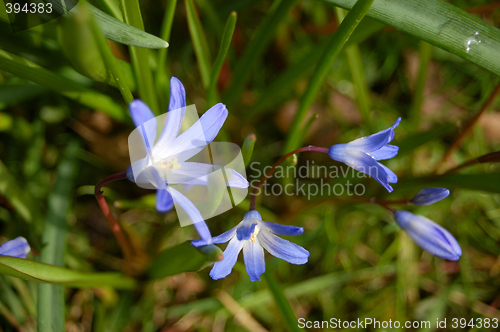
left=394, top=210, right=461, bottom=261
left=413, top=187, right=450, bottom=206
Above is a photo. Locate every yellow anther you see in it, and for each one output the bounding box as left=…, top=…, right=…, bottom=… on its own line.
left=161, top=157, right=181, bottom=173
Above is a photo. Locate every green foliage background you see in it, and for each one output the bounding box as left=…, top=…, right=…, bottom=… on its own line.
left=1, top=0, right=500, bottom=331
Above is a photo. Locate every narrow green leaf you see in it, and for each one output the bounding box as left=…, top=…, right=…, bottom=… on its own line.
left=335, top=7, right=373, bottom=131
left=148, top=241, right=222, bottom=279
left=223, top=0, right=299, bottom=106
left=207, top=11, right=237, bottom=106
left=264, top=271, right=303, bottom=332
left=284, top=0, right=375, bottom=152
left=242, top=133, right=256, bottom=167
left=186, top=0, right=213, bottom=89
left=156, top=0, right=178, bottom=110
left=399, top=173, right=500, bottom=194
left=53, top=2, right=168, bottom=49
left=0, top=50, right=126, bottom=121
left=321, top=0, right=500, bottom=78
left=120, top=0, right=159, bottom=114
left=410, top=41, right=433, bottom=130
left=397, top=123, right=456, bottom=156
left=0, top=257, right=136, bottom=289
left=38, top=141, right=79, bottom=332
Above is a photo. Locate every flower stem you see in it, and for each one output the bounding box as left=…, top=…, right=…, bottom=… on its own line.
left=95, top=172, right=135, bottom=267
left=249, top=145, right=329, bottom=210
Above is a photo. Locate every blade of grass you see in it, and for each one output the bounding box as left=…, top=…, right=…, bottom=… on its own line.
left=0, top=50, right=126, bottom=121
left=38, top=141, right=79, bottom=332
left=335, top=7, right=373, bottom=132
left=0, top=257, right=136, bottom=289
left=410, top=41, right=433, bottom=131
left=223, top=0, right=299, bottom=106
left=264, top=270, right=303, bottom=332
left=156, top=0, right=178, bottom=110
left=207, top=11, right=237, bottom=106
left=88, top=3, right=134, bottom=103
left=321, top=0, right=500, bottom=78
left=284, top=0, right=375, bottom=153
left=120, top=0, right=159, bottom=114
left=186, top=0, right=213, bottom=89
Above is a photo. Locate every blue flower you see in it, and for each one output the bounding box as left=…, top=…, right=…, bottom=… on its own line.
left=328, top=118, right=401, bottom=192
left=193, top=210, right=309, bottom=282
left=126, top=77, right=248, bottom=244
left=412, top=187, right=450, bottom=206
left=0, top=237, right=30, bottom=259
left=394, top=210, right=461, bottom=261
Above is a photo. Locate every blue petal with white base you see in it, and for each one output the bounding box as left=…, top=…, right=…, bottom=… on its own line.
left=194, top=210, right=309, bottom=282
left=394, top=210, right=461, bottom=261
left=328, top=118, right=401, bottom=192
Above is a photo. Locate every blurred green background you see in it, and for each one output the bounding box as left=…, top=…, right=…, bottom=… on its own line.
left=1, top=0, right=500, bottom=331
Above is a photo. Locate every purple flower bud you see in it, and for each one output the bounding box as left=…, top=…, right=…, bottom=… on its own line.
left=413, top=188, right=450, bottom=206
left=394, top=210, right=461, bottom=261
left=0, top=237, right=30, bottom=259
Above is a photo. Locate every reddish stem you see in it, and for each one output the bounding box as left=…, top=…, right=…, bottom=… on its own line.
left=95, top=172, right=135, bottom=264
left=249, top=145, right=329, bottom=210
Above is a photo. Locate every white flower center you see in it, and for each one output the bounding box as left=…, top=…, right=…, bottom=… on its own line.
left=161, top=157, right=181, bottom=173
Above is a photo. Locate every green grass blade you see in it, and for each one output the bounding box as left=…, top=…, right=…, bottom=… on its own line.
left=59, top=3, right=135, bottom=100
left=186, top=0, right=213, bottom=89
left=264, top=270, right=303, bottom=332
left=207, top=11, right=237, bottom=106
left=0, top=257, right=136, bottom=289
left=85, top=3, right=168, bottom=49
left=0, top=50, right=126, bottom=121
left=246, top=17, right=384, bottom=121
left=120, top=0, right=159, bottom=114
left=37, top=141, right=79, bottom=332
left=321, top=0, right=500, bottom=77
left=410, top=41, right=433, bottom=130
left=284, top=0, right=375, bottom=153
left=335, top=7, right=373, bottom=131
left=223, top=0, right=299, bottom=106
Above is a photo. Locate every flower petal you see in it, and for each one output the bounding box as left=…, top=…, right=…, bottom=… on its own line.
left=369, top=145, right=399, bottom=160
left=261, top=221, right=304, bottom=236
left=259, top=230, right=309, bottom=265
left=166, top=103, right=228, bottom=161
left=155, top=78, right=187, bottom=152
left=344, top=150, right=395, bottom=192
left=379, top=163, right=397, bottom=183
left=243, top=238, right=265, bottom=282
left=156, top=188, right=174, bottom=213
left=168, top=187, right=212, bottom=244
left=413, top=188, right=450, bottom=206
left=237, top=222, right=257, bottom=241
left=0, top=237, right=30, bottom=258
left=209, top=236, right=243, bottom=280
left=395, top=210, right=461, bottom=261
left=345, top=118, right=401, bottom=152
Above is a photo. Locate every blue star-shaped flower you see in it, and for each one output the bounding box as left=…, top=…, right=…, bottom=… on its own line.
left=193, top=210, right=309, bottom=281
left=328, top=118, right=401, bottom=192
left=127, top=77, right=248, bottom=244
left=0, top=237, right=30, bottom=258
